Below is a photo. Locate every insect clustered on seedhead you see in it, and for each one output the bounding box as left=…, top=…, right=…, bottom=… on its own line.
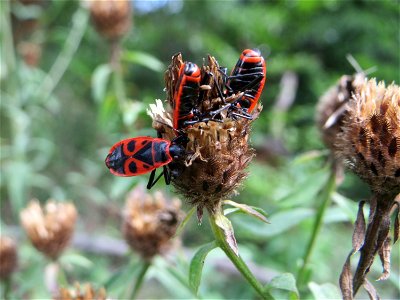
left=122, top=185, right=183, bottom=260
left=20, top=200, right=77, bottom=260
left=148, top=50, right=266, bottom=216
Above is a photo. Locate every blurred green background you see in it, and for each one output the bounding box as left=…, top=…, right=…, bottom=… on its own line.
left=1, top=0, right=399, bottom=299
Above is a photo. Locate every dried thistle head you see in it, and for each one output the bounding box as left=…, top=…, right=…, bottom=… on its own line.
left=149, top=54, right=262, bottom=213
left=317, top=73, right=365, bottom=152
left=122, top=185, right=183, bottom=259
left=89, top=0, right=132, bottom=41
left=335, top=79, right=400, bottom=198
left=55, top=282, right=107, bottom=300
left=20, top=200, right=77, bottom=260
left=0, top=236, right=18, bottom=280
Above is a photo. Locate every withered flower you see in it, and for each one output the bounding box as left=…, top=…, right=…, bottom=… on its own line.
left=0, top=236, right=18, bottom=280
left=335, top=79, right=400, bottom=298
left=55, top=282, right=107, bottom=300
left=20, top=200, right=77, bottom=260
left=122, top=185, right=183, bottom=259
left=335, top=78, right=400, bottom=197
left=148, top=53, right=262, bottom=215
left=89, top=0, right=132, bottom=41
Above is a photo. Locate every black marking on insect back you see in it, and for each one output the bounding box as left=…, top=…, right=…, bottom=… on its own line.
left=154, top=141, right=169, bottom=163
left=128, top=161, right=137, bottom=174
left=133, top=141, right=154, bottom=165
left=127, top=140, right=136, bottom=152
left=106, top=146, right=125, bottom=170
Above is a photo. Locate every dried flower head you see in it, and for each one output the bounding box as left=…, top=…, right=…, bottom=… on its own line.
left=20, top=200, right=77, bottom=260
left=148, top=53, right=262, bottom=214
left=0, top=236, right=18, bottom=280
left=122, top=186, right=183, bottom=259
left=89, top=0, right=132, bottom=41
left=335, top=78, right=400, bottom=197
left=55, top=282, right=107, bottom=300
left=317, top=73, right=365, bottom=152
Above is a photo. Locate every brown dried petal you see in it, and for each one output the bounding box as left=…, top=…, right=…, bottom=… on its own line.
left=377, top=236, right=391, bottom=281
left=339, top=251, right=354, bottom=300
left=214, top=212, right=238, bottom=256
left=352, top=201, right=366, bottom=252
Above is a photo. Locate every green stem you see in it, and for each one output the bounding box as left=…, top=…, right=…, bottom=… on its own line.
left=130, top=260, right=151, bottom=300
left=208, top=213, right=274, bottom=300
left=2, top=277, right=12, bottom=300
left=111, top=41, right=128, bottom=109
left=297, top=170, right=336, bottom=285
left=37, top=7, right=89, bottom=100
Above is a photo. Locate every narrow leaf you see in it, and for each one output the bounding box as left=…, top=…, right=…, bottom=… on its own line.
left=214, top=213, right=238, bottom=256
left=223, top=200, right=269, bottom=223
left=377, top=236, right=391, bottom=281
left=339, top=251, right=354, bottom=300
left=265, top=273, right=299, bottom=299
left=174, top=206, right=195, bottom=237
left=122, top=50, right=164, bottom=72
left=189, top=241, right=217, bottom=295
left=363, top=279, right=380, bottom=300
left=91, top=64, right=112, bottom=103
left=352, top=201, right=366, bottom=252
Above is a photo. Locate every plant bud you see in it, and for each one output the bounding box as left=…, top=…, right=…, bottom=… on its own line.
left=20, top=200, right=77, bottom=260
left=122, top=186, right=183, bottom=259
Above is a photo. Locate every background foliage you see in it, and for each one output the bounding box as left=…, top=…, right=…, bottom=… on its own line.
left=1, top=0, right=399, bottom=299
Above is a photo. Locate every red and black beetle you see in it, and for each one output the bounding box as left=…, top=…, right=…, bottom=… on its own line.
left=105, top=135, right=187, bottom=189
left=227, top=48, right=266, bottom=113
left=173, top=62, right=201, bottom=130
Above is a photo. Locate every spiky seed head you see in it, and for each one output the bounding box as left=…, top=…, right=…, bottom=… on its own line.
left=148, top=54, right=261, bottom=213
left=89, top=0, right=132, bottom=41
left=0, top=236, right=18, bottom=280
left=335, top=79, right=400, bottom=197
left=316, top=74, right=365, bottom=152
left=20, top=200, right=77, bottom=260
left=122, top=185, right=183, bottom=259
left=55, top=282, right=107, bottom=300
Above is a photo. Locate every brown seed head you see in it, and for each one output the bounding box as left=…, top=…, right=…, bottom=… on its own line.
left=317, top=73, right=365, bottom=152
left=122, top=186, right=183, bottom=259
left=0, top=236, right=18, bottom=280
left=149, top=54, right=261, bottom=213
left=55, top=282, right=107, bottom=300
left=20, top=200, right=77, bottom=260
left=89, top=0, right=132, bottom=41
left=335, top=79, right=400, bottom=197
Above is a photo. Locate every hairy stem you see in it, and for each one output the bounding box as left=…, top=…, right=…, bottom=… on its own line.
left=297, top=170, right=336, bottom=285
left=130, top=260, right=151, bottom=300
left=208, top=212, right=274, bottom=300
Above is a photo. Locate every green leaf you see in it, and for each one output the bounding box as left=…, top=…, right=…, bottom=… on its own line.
left=175, top=206, right=196, bottom=237
left=223, top=200, right=270, bottom=223
left=265, top=273, right=299, bottom=299
left=308, top=282, right=342, bottom=299
left=122, top=50, right=164, bottom=72
left=91, top=64, right=112, bottom=103
left=189, top=241, right=217, bottom=295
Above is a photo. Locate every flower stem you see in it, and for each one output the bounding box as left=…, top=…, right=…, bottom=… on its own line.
left=297, top=170, right=336, bottom=286
left=130, top=260, right=151, bottom=300
left=208, top=213, right=274, bottom=300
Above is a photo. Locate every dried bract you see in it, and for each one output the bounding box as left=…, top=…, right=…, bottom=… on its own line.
left=335, top=79, right=400, bottom=197
left=0, top=236, right=18, bottom=280
left=122, top=186, right=183, bottom=259
left=20, top=200, right=77, bottom=260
